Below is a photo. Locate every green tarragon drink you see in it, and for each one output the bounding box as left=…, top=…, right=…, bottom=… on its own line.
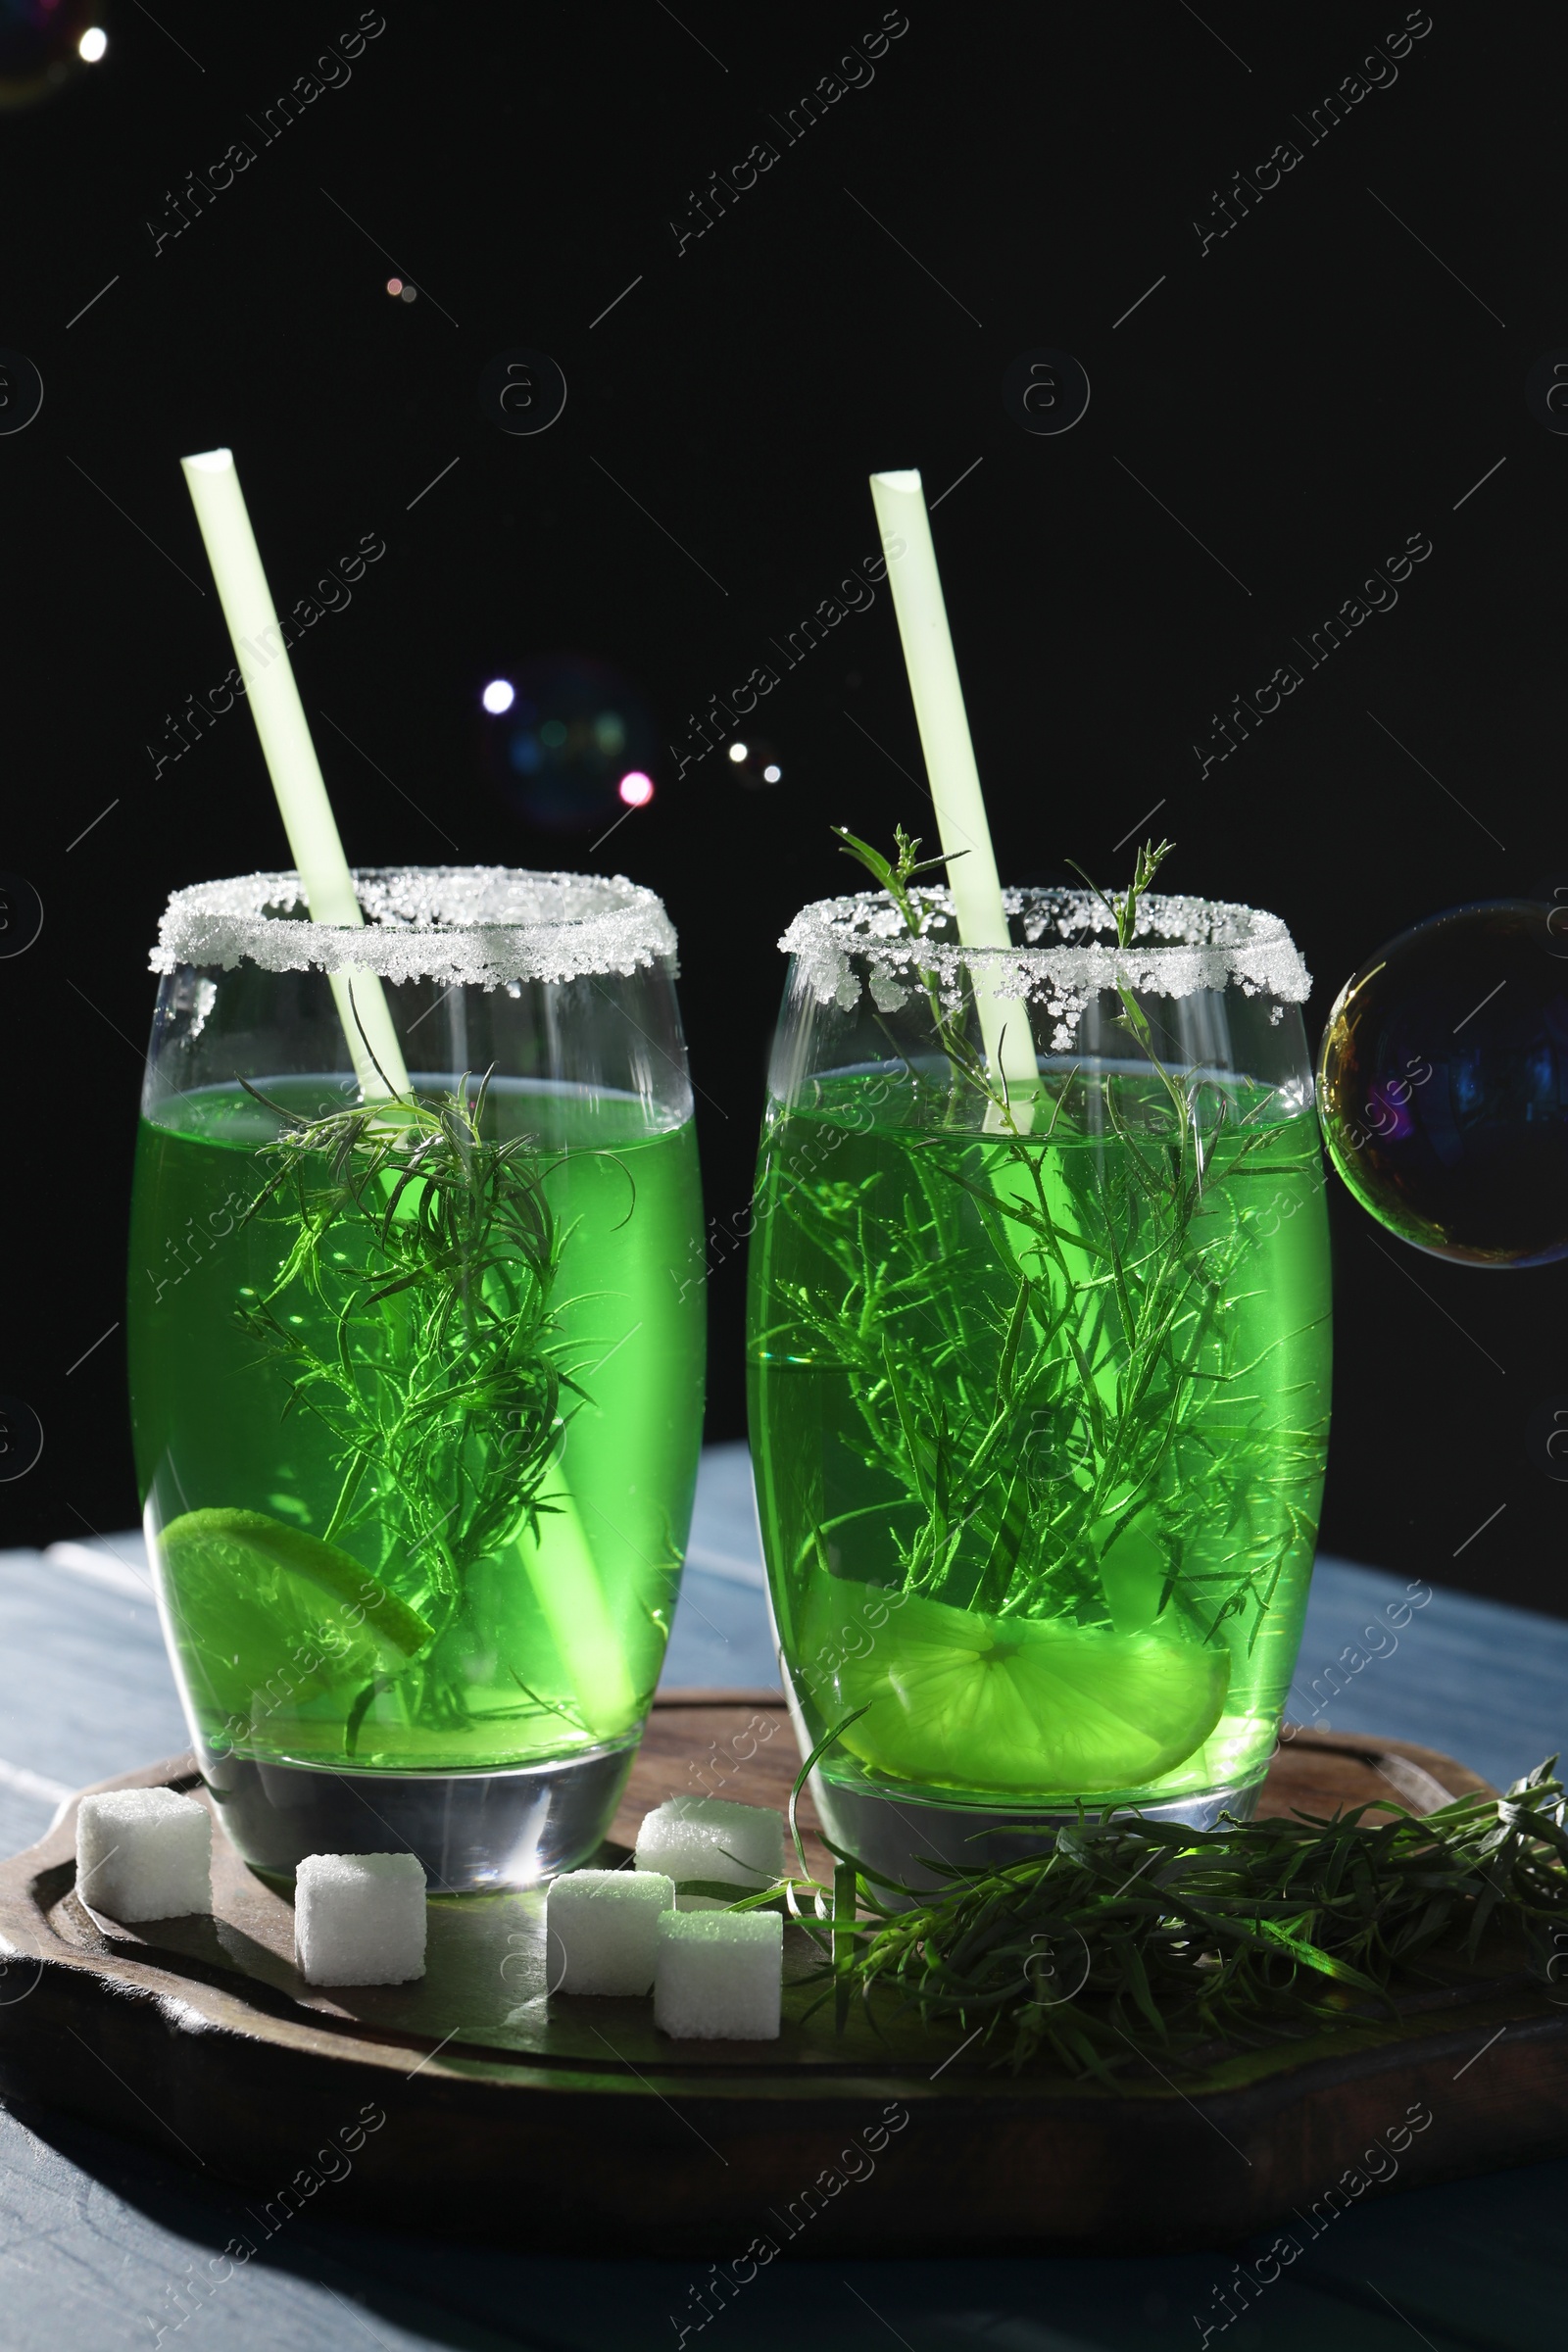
left=750, top=1067, right=1330, bottom=1806
left=130, top=1074, right=704, bottom=1776
left=131, top=864, right=705, bottom=1893
left=138, top=446, right=703, bottom=1881
left=748, top=841, right=1332, bottom=1830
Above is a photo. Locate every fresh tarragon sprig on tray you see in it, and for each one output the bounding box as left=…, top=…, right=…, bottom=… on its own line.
left=694, top=1731, right=1568, bottom=2081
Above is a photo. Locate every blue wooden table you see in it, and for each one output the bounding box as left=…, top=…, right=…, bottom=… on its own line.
left=1, top=1446, right=1564, bottom=2351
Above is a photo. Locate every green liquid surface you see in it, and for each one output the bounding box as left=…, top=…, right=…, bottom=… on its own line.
left=748, top=1065, right=1332, bottom=1807
left=129, top=1076, right=705, bottom=1773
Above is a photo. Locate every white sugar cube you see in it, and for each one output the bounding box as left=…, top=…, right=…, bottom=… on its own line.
left=654, top=1909, right=783, bottom=2040
left=294, top=1852, right=426, bottom=1986
left=547, top=1868, right=674, bottom=1994
left=76, top=1788, right=211, bottom=1922
left=635, top=1796, right=784, bottom=1908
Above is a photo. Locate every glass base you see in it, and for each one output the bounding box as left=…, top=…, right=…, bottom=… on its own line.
left=199, top=1738, right=638, bottom=1892
left=810, top=1769, right=1264, bottom=1901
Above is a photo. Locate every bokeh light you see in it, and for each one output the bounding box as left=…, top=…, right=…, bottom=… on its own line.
left=726, top=737, right=785, bottom=791
left=0, top=0, right=102, bottom=104
left=476, top=652, right=660, bottom=834
left=386, top=276, right=403, bottom=296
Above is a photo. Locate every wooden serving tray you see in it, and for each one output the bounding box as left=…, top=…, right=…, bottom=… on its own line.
left=0, top=1695, right=1560, bottom=2258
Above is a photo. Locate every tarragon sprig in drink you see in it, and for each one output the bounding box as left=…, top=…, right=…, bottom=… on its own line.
left=232, top=1070, right=595, bottom=1726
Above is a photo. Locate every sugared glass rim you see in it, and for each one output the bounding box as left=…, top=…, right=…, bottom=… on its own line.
left=149, top=866, right=678, bottom=990
left=780, top=886, right=1311, bottom=1012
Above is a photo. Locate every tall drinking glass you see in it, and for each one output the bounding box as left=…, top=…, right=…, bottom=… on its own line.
left=128, top=868, right=705, bottom=1888
left=748, top=884, right=1331, bottom=1882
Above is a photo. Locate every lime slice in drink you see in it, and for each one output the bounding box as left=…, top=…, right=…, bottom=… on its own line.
left=156, top=1507, right=434, bottom=1732
left=803, top=1583, right=1228, bottom=1795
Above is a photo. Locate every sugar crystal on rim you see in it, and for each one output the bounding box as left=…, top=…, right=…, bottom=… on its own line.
left=150, top=866, right=678, bottom=991
left=779, top=886, right=1310, bottom=1032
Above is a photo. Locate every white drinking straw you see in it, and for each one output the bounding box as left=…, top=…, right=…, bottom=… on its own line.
left=179, top=449, right=632, bottom=1734
left=868, top=468, right=1037, bottom=1106
left=179, top=447, right=411, bottom=1102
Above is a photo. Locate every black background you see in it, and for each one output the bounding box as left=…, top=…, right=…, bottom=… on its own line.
left=4, top=0, right=1564, bottom=1615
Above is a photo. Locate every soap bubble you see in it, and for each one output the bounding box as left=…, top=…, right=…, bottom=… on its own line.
left=1317, top=900, right=1568, bottom=1266
left=476, top=654, right=659, bottom=834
